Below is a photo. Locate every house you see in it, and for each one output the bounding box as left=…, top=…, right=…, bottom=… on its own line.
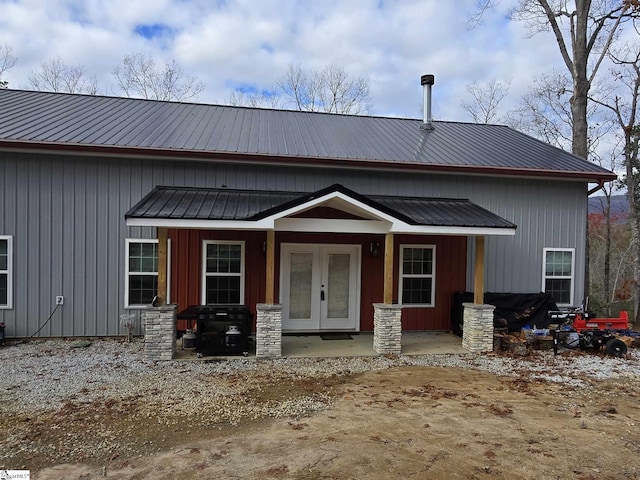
left=0, top=76, right=616, bottom=357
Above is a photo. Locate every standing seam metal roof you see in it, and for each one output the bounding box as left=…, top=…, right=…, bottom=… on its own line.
left=125, top=185, right=517, bottom=229
left=0, top=89, right=615, bottom=180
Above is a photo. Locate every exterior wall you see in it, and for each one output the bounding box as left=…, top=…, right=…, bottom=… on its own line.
left=465, top=180, right=587, bottom=306
left=1, top=151, right=154, bottom=337
left=0, top=150, right=588, bottom=337
left=170, top=230, right=465, bottom=332
left=394, top=234, right=467, bottom=331
left=170, top=229, right=267, bottom=331
left=171, top=231, right=377, bottom=331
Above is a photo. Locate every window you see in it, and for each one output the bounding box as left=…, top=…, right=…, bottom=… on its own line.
left=399, top=245, right=435, bottom=306
left=0, top=236, right=12, bottom=309
left=202, top=241, right=244, bottom=304
left=126, top=239, right=158, bottom=307
left=543, top=248, right=574, bottom=306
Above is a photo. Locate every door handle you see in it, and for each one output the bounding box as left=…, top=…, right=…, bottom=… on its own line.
left=320, top=290, right=325, bottom=301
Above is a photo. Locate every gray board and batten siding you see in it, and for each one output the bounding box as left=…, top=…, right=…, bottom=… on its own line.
left=0, top=149, right=586, bottom=338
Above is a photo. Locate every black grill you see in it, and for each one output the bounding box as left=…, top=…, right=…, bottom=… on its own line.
left=177, top=305, right=252, bottom=356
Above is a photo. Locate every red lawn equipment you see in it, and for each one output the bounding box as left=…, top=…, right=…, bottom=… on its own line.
left=548, top=305, right=632, bottom=357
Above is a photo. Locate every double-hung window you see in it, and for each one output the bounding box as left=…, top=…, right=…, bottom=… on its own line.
left=543, top=248, right=574, bottom=306
left=0, top=236, right=12, bottom=309
left=399, top=245, right=435, bottom=306
left=202, top=241, right=244, bottom=304
left=126, top=239, right=158, bottom=307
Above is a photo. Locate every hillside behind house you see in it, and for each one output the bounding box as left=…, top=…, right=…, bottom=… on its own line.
left=589, top=194, right=628, bottom=219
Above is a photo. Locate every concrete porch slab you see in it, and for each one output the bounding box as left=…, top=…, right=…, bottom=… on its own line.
left=174, top=331, right=465, bottom=360
left=283, top=332, right=466, bottom=357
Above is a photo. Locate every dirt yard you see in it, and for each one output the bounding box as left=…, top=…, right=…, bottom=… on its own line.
left=2, top=342, right=640, bottom=479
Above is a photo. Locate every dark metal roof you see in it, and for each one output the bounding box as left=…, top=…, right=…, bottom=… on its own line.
left=372, top=196, right=514, bottom=228
left=126, top=184, right=517, bottom=230
left=0, top=89, right=615, bottom=181
left=128, top=187, right=301, bottom=221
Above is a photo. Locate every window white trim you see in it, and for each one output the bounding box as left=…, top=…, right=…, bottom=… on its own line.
left=542, top=247, right=575, bottom=306
left=125, top=238, right=159, bottom=309
left=201, top=240, right=245, bottom=305
left=398, top=244, right=436, bottom=307
left=0, top=235, right=13, bottom=309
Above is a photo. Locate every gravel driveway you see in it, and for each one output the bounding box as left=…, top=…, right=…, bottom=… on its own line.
left=2, top=338, right=640, bottom=476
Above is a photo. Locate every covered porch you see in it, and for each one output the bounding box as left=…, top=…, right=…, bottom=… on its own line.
left=126, top=184, right=516, bottom=360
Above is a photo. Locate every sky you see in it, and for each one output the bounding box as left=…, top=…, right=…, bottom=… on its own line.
left=0, top=0, right=607, bottom=122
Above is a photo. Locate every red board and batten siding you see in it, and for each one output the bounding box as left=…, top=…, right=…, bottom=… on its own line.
left=169, top=229, right=267, bottom=331
left=168, top=229, right=466, bottom=332
left=393, top=235, right=467, bottom=331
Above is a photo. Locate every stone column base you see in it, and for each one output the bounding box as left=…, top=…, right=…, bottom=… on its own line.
left=256, top=304, right=282, bottom=358
left=143, top=305, right=177, bottom=361
left=373, top=303, right=402, bottom=355
left=462, top=303, right=495, bottom=352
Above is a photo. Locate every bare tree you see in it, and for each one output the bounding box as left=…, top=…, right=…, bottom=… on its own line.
left=467, top=0, right=499, bottom=29
left=507, top=72, right=576, bottom=149
left=506, top=72, right=613, bottom=152
left=461, top=79, right=511, bottom=124
left=589, top=187, right=633, bottom=317
left=28, top=57, right=98, bottom=94
left=473, top=1, right=637, bottom=302
left=588, top=142, right=628, bottom=316
left=277, top=63, right=372, bottom=114
left=514, top=1, right=637, bottom=159
left=474, top=0, right=637, bottom=159
left=592, top=39, right=640, bottom=321
left=112, top=53, right=205, bottom=102
left=226, top=63, right=372, bottom=114
left=226, top=89, right=283, bottom=109
left=0, top=44, right=17, bottom=88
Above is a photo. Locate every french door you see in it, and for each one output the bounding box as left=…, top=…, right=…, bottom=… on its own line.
left=280, top=244, right=360, bottom=331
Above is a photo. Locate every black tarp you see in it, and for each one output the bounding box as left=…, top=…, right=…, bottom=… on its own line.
left=451, top=292, right=558, bottom=336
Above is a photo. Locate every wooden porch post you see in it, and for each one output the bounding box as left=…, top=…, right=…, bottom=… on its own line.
left=384, top=232, right=394, bottom=304
left=157, top=227, right=168, bottom=306
left=265, top=229, right=275, bottom=304
left=474, top=236, right=485, bottom=304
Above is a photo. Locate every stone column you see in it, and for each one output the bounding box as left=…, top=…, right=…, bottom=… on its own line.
left=462, top=303, right=495, bottom=353
left=373, top=303, right=402, bottom=355
left=256, top=304, right=282, bottom=358
left=143, top=305, right=177, bottom=361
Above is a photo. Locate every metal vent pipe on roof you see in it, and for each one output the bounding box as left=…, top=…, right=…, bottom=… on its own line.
left=420, top=74, right=435, bottom=131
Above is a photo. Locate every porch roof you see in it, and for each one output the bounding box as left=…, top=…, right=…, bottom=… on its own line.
left=125, top=184, right=517, bottom=236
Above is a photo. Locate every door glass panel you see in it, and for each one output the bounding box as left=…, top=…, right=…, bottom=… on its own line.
left=289, top=253, right=313, bottom=319
left=327, top=253, right=350, bottom=319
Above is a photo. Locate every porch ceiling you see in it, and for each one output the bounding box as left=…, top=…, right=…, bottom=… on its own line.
left=125, top=184, right=517, bottom=236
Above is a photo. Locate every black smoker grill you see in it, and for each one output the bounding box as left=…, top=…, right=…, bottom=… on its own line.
left=177, top=305, right=252, bottom=356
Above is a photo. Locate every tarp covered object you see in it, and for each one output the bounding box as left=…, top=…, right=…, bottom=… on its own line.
left=451, top=292, right=558, bottom=335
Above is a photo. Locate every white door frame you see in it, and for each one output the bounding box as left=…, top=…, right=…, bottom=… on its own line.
left=280, top=243, right=361, bottom=332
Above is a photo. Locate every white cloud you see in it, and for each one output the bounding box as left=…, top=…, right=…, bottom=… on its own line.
left=0, top=0, right=575, bottom=120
